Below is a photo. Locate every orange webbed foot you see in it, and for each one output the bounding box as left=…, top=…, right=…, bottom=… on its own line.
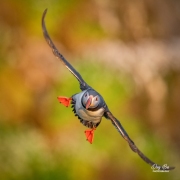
left=57, top=96, right=72, bottom=107
left=84, top=128, right=96, bottom=144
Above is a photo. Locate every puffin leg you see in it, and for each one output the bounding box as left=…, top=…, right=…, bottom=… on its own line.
left=57, top=96, right=72, bottom=107
left=84, top=128, right=96, bottom=144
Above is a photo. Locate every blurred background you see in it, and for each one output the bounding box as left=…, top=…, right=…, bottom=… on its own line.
left=0, top=0, right=179, bottom=179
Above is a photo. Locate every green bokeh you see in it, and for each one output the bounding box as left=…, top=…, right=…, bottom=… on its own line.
left=0, top=1, right=179, bottom=180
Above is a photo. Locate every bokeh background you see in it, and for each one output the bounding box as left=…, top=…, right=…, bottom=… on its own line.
left=0, top=0, right=180, bottom=180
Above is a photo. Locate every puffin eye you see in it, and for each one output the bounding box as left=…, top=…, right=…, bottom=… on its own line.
left=95, top=97, right=98, bottom=101
left=85, top=93, right=87, bottom=97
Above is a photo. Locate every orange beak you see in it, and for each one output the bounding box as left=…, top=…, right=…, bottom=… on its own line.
left=86, top=96, right=93, bottom=109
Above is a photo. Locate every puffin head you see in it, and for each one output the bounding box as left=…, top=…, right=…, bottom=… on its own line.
left=82, top=89, right=103, bottom=110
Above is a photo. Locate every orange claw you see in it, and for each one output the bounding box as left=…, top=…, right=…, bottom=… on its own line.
left=57, top=96, right=72, bottom=107
left=84, top=128, right=96, bottom=144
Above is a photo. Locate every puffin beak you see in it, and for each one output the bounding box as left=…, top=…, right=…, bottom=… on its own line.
left=86, top=96, right=93, bottom=109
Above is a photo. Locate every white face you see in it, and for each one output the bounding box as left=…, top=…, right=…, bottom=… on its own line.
left=82, top=91, right=100, bottom=109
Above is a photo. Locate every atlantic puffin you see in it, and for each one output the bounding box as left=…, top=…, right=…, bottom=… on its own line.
left=42, top=9, right=174, bottom=170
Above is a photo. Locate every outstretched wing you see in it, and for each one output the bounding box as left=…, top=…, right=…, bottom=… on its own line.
left=42, top=9, right=90, bottom=91
left=104, top=111, right=175, bottom=170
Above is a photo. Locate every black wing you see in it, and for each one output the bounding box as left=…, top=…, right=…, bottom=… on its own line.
left=42, top=9, right=90, bottom=91
left=104, top=111, right=175, bottom=170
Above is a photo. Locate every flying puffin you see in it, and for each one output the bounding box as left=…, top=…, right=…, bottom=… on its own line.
left=42, top=9, right=174, bottom=170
